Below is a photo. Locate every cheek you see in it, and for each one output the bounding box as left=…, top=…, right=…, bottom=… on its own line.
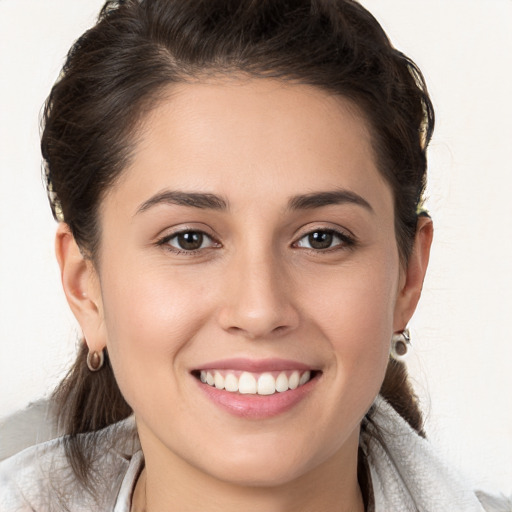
left=98, top=260, right=214, bottom=407
left=304, top=253, right=398, bottom=380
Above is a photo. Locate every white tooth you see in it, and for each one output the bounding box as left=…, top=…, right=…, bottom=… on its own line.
left=257, top=373, right=276, bottom=395
left=200, top=371, right=207, bottom=383
left=289, top=371, right=300, bottom=390
left=275, top=372, right=289, bottom=392
left=206, top=371, right=215, bottom=386
left=224, top=373, right=239, bottom=392
left=299, top=370, right=311, bottom=386
left=238, top=372, right=257, bottom=394
left=214, top=372, right=225, bottom=390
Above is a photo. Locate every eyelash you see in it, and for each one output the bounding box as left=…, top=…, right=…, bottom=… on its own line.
left=293, top=228, right=356, bottom=252
left=156, top=228, right=356, bottom=255
left=157, top=229, right=220, bottom=255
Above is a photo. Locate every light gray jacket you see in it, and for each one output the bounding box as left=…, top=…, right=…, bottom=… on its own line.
left=0, top=397, right=510, bottom=511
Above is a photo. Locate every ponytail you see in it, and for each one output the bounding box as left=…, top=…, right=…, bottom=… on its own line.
left=52, top=342, right=131, bottom=483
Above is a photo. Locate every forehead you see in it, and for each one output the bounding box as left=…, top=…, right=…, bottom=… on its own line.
left=107, top=77, right=392, bottom=216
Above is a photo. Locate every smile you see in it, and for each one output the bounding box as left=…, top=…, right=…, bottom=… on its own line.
left=198, top=369, right=313, bottom=395
left=192, top=359, right=321, bottom=418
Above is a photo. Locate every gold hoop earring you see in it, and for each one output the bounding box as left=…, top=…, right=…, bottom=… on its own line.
left=87, top=349, right=105, bottom=372
left=390, top=329, right=411, bottom=362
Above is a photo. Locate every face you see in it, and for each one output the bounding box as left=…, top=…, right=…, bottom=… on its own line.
left=76, top=78, right=419, bottom=488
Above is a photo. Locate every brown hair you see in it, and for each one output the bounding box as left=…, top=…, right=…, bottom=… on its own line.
left=45, top=0, right=433, bottom=494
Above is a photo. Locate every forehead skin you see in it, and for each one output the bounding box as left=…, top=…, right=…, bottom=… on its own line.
left=100, top=78, right=394, bottom=244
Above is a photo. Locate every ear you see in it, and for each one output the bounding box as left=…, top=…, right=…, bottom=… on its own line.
left=55, top=223, right=107, bottom=353
left=393, top=216, right=433, bottom=330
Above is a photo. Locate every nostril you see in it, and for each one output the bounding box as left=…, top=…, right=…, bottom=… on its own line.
left=216, top=274, right=300, bottom=338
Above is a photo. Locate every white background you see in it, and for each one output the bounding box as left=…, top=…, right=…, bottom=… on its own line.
left=0, top=0, right=511, bottom=496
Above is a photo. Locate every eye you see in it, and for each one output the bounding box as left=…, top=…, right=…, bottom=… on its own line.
left=295, top=229, right=353, bottom=250
left=160, top=230, right=219, bottom=252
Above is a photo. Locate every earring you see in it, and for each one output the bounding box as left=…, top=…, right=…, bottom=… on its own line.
left=390, top=329, right=411, bottom=361
left=87, top=349, right=104, bottom=372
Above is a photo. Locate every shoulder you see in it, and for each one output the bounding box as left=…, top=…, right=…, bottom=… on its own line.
left=476, top=491, right=512, bottom=512
left=363, top=396, right=511, bottom=512
left=0, top=416, right=140, bottom=512
left=0, top=435, right=77, bottom=511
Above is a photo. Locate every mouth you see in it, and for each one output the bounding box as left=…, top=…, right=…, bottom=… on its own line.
left=192, top=369, right=318, bottom=396
left=191, top=358, right=322, bottom=418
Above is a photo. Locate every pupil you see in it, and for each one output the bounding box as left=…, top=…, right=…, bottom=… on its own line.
left=178, top=232, right=203, bottom=250
left=309, top=231, right=333, bottom=249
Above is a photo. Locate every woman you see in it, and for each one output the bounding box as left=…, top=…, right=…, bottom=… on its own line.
left=0, top=0, right=508, bottom=510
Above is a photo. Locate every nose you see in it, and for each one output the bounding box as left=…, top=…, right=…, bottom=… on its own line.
left=217, top=250, right=300, bottom=340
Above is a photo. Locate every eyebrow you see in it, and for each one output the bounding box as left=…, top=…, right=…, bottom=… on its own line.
left=135, top=188, right=373, bottom=215
left=287, top=189, right=374, bottom=213
left=136, top=190, right=228, bottom=215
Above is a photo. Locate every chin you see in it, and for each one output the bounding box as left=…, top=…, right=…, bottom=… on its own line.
left=205, top=456, right=315, bottom=488
left=188, top=428, right=352, bottom=489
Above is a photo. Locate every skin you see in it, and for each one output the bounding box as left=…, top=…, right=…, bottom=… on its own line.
left=56, top=78, right=432, bottom=512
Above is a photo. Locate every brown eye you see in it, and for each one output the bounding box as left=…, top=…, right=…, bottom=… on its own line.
left=296, top=229, right=352, bottom=251
left=177, top=232, right=203, bottom=250
left=308, top=231, right=334, bottom=249
left=166, top=231, right=215, bottom=251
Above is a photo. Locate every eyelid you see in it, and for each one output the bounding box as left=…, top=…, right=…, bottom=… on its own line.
left=293, top=222, right=355, bottom=239
left=155, top=222, right=218, bottom=241
left=156, top=225, right=221, bottom=254
left=292, top=225, right=356, bottom=250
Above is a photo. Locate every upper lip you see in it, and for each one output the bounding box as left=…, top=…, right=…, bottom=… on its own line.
left=193, top=358, right=317, bottom=373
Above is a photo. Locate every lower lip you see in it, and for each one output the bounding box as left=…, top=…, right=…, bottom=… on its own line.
left=195, top=374, right=319, bottom=419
